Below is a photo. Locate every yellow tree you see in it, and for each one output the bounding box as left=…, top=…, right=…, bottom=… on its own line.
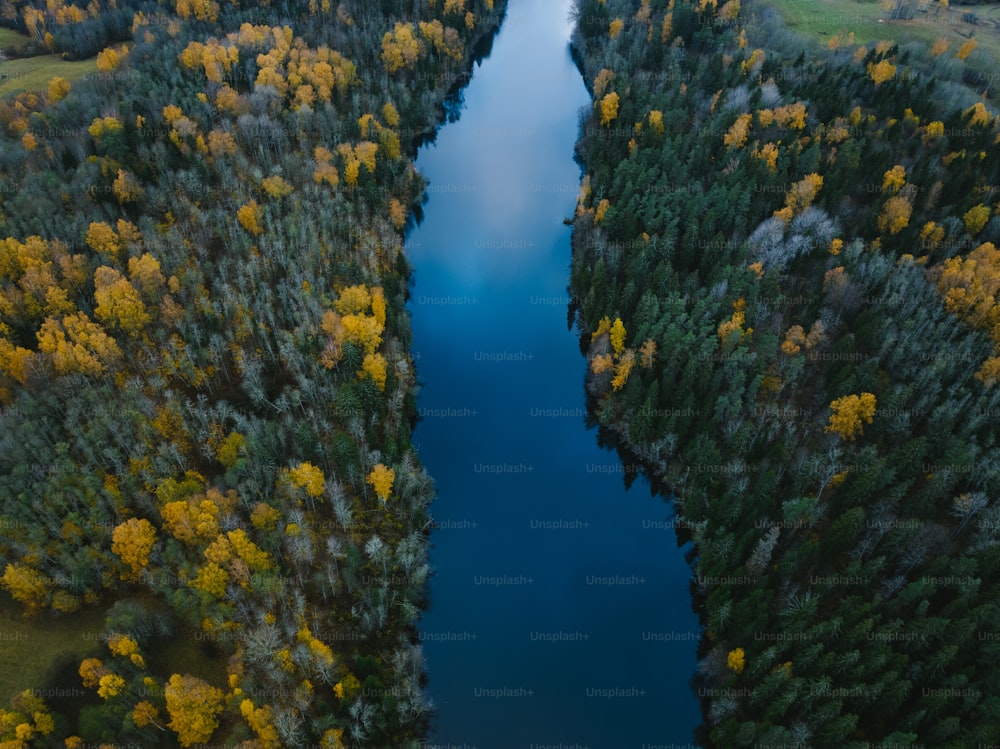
left=175, top=0, right=219, bottom=22
left=609, top=317, right=626, bottom=356
left=595, top=198, right=611, bottom=223
left=389, top=198, right=407, bottom=230
left=160, top=496, right=220, bottom=545
left=367, top=463, right=394, bottom=502
left=237, top=201, right=263, bottom=235
left=593, top=68, right=614, bottom=97
left=113, top=169, right=144, bottom=203
left=240, top=700, right=280, bottom=749
left=360, top=352, right=388, bottom=390
left=775, top=173, right=823, bottom=222
left=261, top=175, right=293, bottom=199
left=868, top=59, right=896, bottom=85
left=94, top=266, right=151, bottom=334
left=611, top=349, right=635, bottom=391
left=877, top=194, right=912, bottom=235
left=956, top=37, right=977, bottom=61
left=313, top=146, right=340, bottom=187
left=111, top=518, right=156, bottom=581
left=723, top=113, right=752, bottom=149
left=964, top=204, right=990, bottom=236
left=599, top=92, right=619, bottom=126
left=825, top=393, right=877, bottom=440
left=96, top=47, right=120, bottom=72
left=85, top=222, right=122, bottom=261
left=335, top=285, right=371, bottom=314
left=882, top=165, right=906, bottom=193
left=1, top=564, right=50, bottom=614
left=382, top=101, right=400, bottom=126
left=48, top=76, right=71, bottom=101
left=727, top=647, right=746, bottom=673
left=133, top=701, right=165, bottom=730
left=288, top=461, right=325, bottom=497
left=648, top=109, right=664, bottom=134
left=191, top=562, right=228, bottom=597
left=36, top=312, right=122, bottom=376
left=228, top=529, right=273, bottom=572
left=128, top=253, right=166, bottom=300
left=341, top=313, right=382, bottom=354
left=164, top=674, right=224, bottom=747
left=251, top=502, right=280, bottom=531
left=933, top=241, right=1000, bottom=343
left=639, top=338, right=657, bottom=368
left=381, top=22, right=422, bottom=72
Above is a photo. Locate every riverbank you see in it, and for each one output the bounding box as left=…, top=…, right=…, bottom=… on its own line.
left=568, top=0, right=1000, bottom=745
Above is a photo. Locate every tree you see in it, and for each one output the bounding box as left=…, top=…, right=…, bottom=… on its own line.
left=825, top=393, right=876, bottom=440
left=639, top=338, right=657, bottom=367
left=610, top=317, right=627, bottom=356
left=611, top=349, right=635, bottom=391
left=381, top=23, right=422, bottom=73
left=191, top=562, right=228, bottom=597
left=963, top=204, right=990, bottom=236
left=133, top=701, right=165, bottom=730
left=94, top=267, right=151, bottom=334
left=382, top=102, right=400, bottom=126
left=241, top=700, right=280, bottom=749
left=882, top=165, right=906, bottom=193
left=724, top=113, right=752, bottom=149
left=176, top=0, right=219, bottom=22
left=238, top=202, right=264, bottom=236
left=367, top=463, right=394, bottom=502
left=85, top=222, right=122, bottom=261
left=128, top=253, right=165, bottom=299
left=262, top=175, right=293, bottom=199
left=96, top=47, right=120, bottom=72
left=360, top=352, right=388, bottom=390
left=956, top=37, right=977, bottom=61
left=599, top=92, right=619, bottom=126
left=288, top=462, right=325, bottom=497
left=593, top=68, right=614, bottom=97
left=1, top=564, right=50, bottom=614
left=648, top=109, right=664, bottom=134
left=335, top=285, right=372, bottom=315
left=48, top=76, right=70, bottom=102
left=877, top=194, right=912, bottom=235
left=164, top=674, right=224, bottom=747
left=111, top=518, right=156, bottom=581
left=36, top=312, right=122, bottom=376
left=868, top=59, right=896, bottom=85
left=727, top=647, right=746, bottom=673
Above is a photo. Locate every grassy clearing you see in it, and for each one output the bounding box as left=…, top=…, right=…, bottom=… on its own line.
left=0, top=53, right=97, bottom=98
left=760, top=0, right=1000, bottom=74
left=0, top=28, right=34, bottom=57
left=0, top=592, right=108, bottom=706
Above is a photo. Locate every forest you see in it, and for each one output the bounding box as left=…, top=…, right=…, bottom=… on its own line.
left=0, top=0, right=507, bottom=747
left=569, top=0, right=1000, bottom=746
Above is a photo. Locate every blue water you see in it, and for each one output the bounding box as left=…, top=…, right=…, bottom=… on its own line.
left=407, top=2, right=701, bottom=747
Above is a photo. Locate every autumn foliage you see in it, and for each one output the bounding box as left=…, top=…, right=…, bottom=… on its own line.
left=825, top=393, right=877, bottom=440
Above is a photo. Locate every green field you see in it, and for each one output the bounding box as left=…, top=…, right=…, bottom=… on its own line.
left=0, top=593, right=108, bottom=706
left=0, top=27, right=34, bottom=57
left=0, top=53, right=97, bottom=98
left=760, top=0, right=1000, bottom=71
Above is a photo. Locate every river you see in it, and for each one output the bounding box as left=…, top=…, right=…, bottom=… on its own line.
left=407, top=1, right=701, bottom=747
